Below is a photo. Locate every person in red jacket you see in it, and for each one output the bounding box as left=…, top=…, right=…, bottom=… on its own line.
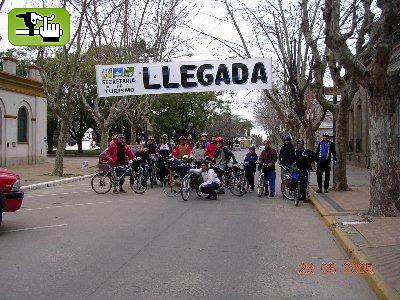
left=173, top=136, right=191, bottom=159
left=106, top=133, right=136, bottom=194
left=258, top=140, right=278, bottom=197
left=205, top=137, right=217, bottom=160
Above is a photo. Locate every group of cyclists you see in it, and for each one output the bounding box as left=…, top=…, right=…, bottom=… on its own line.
left=99, top=131, right=337, bottom=202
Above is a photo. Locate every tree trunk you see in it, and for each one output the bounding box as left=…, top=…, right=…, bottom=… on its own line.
left=368, top=89, right=400, bottom=216
left=130, top=126, right=137, bottom=145
left=48, top=133, right=54, bottom=153
left=334, top=105, right=349, bottom=191
left=53, top=120, right=68, bottom=176
left=305, top=126, right=316, bottom=152
left=77, top=140, right=83, bottom=153
left=100, top=127, right=109, bottom=151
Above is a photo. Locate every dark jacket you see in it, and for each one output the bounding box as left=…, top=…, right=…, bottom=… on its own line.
left=316, top=141, right=337, bottom=163
left=244, top=152, right=258, bottom=173
left=279, top=144, right=296, bottom=166
left=259, top=147, right=278, bottom=171
left=295, top=148, right=317, bottom=170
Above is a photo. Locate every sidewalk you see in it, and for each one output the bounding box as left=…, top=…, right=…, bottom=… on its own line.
left=3, top=157, right=98, bottom=186
left=310, top=165, right=400, bottom=299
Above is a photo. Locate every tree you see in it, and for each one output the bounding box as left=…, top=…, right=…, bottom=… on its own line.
left=323, top=0, right=400, bottom=216
left=151, top=92, right=226, bottom=140
left=207, top=112, right=252, bottom=144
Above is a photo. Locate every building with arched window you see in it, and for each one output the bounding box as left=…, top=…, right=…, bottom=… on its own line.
left=0, top=57, right=47, bottom=166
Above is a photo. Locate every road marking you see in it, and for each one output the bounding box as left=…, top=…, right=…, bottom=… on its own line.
left=1, top=224, right=68, bottom=233
left=21, top=200, right=116, bottom=211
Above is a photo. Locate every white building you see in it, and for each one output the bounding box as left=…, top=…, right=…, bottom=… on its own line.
left=0, top=57, right=47, bottom=166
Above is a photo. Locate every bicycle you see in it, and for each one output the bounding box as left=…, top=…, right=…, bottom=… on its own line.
left=280, top=165, right=307, bottom=206
left=181, top=168, right=204, bottom=201
left=162, top=158, right=189, bottom=197
left=91, top=161, right=147, bottom=194
left=220, top=163, right=249, bottom=197
left=256, top=163, right=268, bottom=197
left=280, top=165, right=295, bottom=201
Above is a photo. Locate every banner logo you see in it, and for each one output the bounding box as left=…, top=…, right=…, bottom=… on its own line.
left=8, top=8, right=70, bottom=46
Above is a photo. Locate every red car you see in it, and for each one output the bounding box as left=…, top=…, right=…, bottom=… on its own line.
left=0, top=168, right=24, bottom=226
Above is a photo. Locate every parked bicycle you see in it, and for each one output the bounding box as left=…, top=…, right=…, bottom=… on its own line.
left=280, top=165, right=310, bottom=206
left=257, top=163, right=268, bottom=197
left=218, top=163, right=249, bottom=197
left=91, top=160, right=147, bottom=194
left=181, top=168, right=204, bottom=201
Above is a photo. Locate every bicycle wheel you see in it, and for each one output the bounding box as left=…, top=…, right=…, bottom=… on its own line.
left=162, top=173, right=182, bottom=197
left=130, top=173, right=147, bottom=194
left=229, top=171, right=249, bottom=197
left=181, top=176, right=191, bottom=201
left=91, top=173, right=112, bottom=194
left=257, top=174, right=264, bottom=197
left=294, top=182, right=300, bottom=206
left=282, top=178, right=295, bottom=201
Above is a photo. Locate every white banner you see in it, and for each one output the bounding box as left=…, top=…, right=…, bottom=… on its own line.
left=95, top=58, right=272, bottom=97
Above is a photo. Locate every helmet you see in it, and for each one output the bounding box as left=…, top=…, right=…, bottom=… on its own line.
left=179, top=136, right=186, bottom=140
left=283, top=135, right=292, bottom=142
left=249, top=146, right=256, bottom=150
left=215, top=136, right=224, bottom=142
left=117, top=133, right=125, bottom=139
left=201, top=133, right=207, bottom=137
left=296, top=139, right=305, bottom=145
left=161, top=134, right=168, bottom=139
left=322, top=133, right=330, bottom=137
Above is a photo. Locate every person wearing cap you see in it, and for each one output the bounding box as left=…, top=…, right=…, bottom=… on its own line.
left=190, top=161, right=221, bottom=200
left=279, top=135, right=296, bottom=167
left=105, top=133, right=136, bottom=194
left=205, top=136, right=217, bottom=160
left=192, top=133, right=208, bottom=164
left=156, top=134, right=171, bottom=182
left=213, top=137, right=237, bottom=194
left=258, top=140, right=278, bottom=197
left=157, top=134, right=172, bottom=157
left=295, top=139, right=317, bottom=202
left=173, top=136, right=191, bottom=159
left=244, top=146, right=258, bottom=192
left=316, top=133, right=337, bottom=193
left=146, top=136, right=158, bottom=155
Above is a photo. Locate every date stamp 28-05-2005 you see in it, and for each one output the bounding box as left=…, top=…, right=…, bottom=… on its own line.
left=298, top=262, right=373, bottom=276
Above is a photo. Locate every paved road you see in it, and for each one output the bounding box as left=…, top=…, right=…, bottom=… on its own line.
left=0, top=153, right=375, bottom=299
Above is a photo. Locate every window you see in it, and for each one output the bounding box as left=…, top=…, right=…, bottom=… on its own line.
left=17, top=106, right=28, bottom=143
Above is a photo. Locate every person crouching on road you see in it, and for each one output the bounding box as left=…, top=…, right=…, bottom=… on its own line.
left=106, top=134, right=136, bottom=194
left=244, top=146, right=258, bottom=192
left=190, top=162, right=221, bottom=200
left=259, top=140, right=278, bottom=197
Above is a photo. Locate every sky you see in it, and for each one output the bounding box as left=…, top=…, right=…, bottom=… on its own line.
left=0, top=0, right=268, bottom=138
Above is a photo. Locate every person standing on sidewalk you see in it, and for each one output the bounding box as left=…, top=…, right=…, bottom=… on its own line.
left=259, top=140, right=278, bottom=197
left=106, top=134, right=136, bottom=194
left=244, top=146, right=258, bottom=192
left=316, top=133, right=337, bottom=193
left=295, top=139, right=317, bottom=202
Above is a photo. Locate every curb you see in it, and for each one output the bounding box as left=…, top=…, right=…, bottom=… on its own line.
left=21, top=174, right=94, bottom=191
left=309, top=191, right=399, bottom=300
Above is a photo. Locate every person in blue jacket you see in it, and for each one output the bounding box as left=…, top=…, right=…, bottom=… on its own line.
left=244, top=146, right=258, bottom=192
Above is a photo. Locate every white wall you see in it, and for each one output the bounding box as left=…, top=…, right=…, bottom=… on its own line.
left=0, top=89, right=47, bottom=166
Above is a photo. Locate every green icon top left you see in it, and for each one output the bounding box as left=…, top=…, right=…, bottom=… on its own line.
left=8, top=8, right=70, bottom=46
